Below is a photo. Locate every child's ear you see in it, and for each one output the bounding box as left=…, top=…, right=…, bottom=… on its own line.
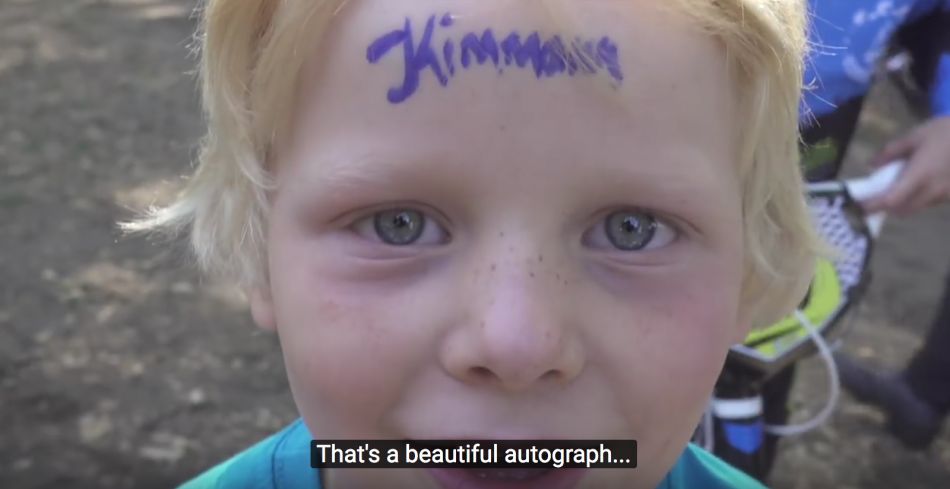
left=248, top=286, right=277, bottom=331
left=730, top=306, right=754, bottom=346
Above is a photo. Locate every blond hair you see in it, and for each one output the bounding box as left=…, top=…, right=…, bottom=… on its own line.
left=125, top=0, right=818, bottom=329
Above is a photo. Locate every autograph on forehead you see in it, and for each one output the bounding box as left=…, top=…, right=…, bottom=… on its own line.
left=367, top=13, right=624, bottom=104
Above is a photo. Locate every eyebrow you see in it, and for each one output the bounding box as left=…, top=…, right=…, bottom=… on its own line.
left=299, top=152, right=431, bottom=193
left=290, top=147, right=735, bottom=222
left=283, top=151, right=453, bottom=213
left=596, top=158, right=736, bottom=211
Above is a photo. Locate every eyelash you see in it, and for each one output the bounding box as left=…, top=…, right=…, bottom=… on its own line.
left=350, top=206, right=451, bottom=246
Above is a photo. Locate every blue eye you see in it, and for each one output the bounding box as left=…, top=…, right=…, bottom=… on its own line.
left=606, top=211, right=656, bottom=250
left=374, top=209, right=424, bottom=245
left=353, top=208, right=448, bottom=246
left=584, top=210, right=676, bottom=251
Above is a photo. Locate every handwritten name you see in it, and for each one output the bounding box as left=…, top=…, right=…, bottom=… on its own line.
left=366, top=13, right=624, bottom=104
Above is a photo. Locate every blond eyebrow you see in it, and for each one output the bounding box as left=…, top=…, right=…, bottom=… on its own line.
left=289, top=150, right=440, bottom=195
left=286, top=141, right=736, bottom=223
left=300, top=145, right=729, bottom=191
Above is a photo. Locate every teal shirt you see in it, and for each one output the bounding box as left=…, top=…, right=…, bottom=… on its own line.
left=181, top=419, right=765, bottom=489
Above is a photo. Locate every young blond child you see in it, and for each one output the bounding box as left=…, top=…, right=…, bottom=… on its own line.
left=129, top=0, right=820, bottom=487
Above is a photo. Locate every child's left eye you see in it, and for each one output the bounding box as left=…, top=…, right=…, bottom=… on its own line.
left=583, top=209, right=677, bottom=252
left=352, top=208, right=449, bottom=246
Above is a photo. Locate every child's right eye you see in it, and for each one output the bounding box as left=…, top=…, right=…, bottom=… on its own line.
left=352, top=208, right=449, bottom=246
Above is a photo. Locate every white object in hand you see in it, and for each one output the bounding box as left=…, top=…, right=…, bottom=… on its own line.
left=846, top=161, right=904, bottom=201
left=845, top=161, right=905, bottom=237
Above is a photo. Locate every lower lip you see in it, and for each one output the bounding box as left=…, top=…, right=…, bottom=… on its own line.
left=427, top=468, right=588, bottom=489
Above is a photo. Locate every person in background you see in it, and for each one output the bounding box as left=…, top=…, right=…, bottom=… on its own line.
left=832, top=4, right=950, bottom=450
left=766, top=0, right=950, bottom=462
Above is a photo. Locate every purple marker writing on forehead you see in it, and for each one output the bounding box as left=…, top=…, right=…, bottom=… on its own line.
left=366, top=13, right=624, bottom=104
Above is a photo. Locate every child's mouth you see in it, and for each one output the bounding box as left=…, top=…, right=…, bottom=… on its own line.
left=427, top=468, right=587, bottom=489
left=466, top=468, right=551, bottom=481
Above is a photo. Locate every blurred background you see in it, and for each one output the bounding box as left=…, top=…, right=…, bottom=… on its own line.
left=0, top=0, right=947, bottom=487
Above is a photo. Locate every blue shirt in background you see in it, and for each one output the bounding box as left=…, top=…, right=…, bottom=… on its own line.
left=803, top=0, right=950, bottom=121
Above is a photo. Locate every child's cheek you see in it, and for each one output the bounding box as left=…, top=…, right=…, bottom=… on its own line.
left=274, top=288, right=421, bottom=437
left=591, top=259, right=741, bottom=467
left=266, top=232, right=441, bottom=437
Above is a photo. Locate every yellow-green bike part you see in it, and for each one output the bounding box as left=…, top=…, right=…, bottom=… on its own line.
left=742, top=258, right=843, bottom=357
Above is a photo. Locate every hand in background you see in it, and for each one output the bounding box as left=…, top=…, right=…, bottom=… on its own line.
left=863, top=116, right=950, bottom=214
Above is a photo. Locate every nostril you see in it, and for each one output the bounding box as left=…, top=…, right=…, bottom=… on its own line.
left=468, top=366, right=563, bottom=386
left=540, top=369, right=562, bottom=383
left=469, top=366, right=495, bottom=382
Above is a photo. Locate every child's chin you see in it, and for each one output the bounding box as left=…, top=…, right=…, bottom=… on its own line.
left=426, top=468, right=589, bottom=489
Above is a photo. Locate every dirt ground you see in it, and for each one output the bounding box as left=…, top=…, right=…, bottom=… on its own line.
left=1, top=1, right=948, bottom=488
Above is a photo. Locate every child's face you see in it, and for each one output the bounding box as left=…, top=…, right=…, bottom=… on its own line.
left=252, top=1, right=746, bottom=487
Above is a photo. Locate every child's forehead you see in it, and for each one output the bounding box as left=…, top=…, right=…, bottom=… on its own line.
left=304, top=2, right=735, bottom=126
left=317, top=0, right=730, bottom=94
left=289, top=0, right=740, bottom=203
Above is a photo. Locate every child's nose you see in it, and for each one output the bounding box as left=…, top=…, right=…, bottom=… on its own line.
left=440, top=256, right=586, bottom=392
